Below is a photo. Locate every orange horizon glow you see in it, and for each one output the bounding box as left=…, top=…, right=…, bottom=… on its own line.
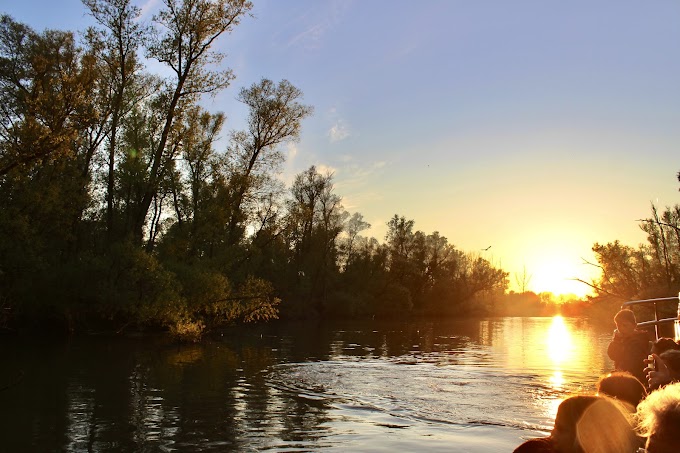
left=504, top=241, right=600, bottom=299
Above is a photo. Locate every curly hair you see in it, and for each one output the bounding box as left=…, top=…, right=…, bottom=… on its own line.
left=635, top=382, right=680, bottom=450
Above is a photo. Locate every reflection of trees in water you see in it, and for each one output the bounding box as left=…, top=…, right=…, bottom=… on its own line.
left=2, top=318, right=615, bottom=450
left=2, top=335, right=334, bottom=451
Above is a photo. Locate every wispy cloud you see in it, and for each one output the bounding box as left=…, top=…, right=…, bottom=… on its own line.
left=326, top=105, right=351, bottom=143
left=283, top=0, right=353, bottom=50
left=341, top=192, right=382, bottom=211
left=328, top=120, right=350, bottom=143
left=287, top=23, right=327, bottom=50
left=334, top=161, right=386, bottom=198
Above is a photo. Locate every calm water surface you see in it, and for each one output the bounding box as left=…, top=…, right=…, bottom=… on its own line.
left=1, top=317, right=616, bottom=452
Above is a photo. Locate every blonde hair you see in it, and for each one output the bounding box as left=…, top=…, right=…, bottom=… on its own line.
left=554, top=395, right=638, bottom=453
left=635, top=382, right=680, bottom=440
left=575, top=397, right=638, bottom=453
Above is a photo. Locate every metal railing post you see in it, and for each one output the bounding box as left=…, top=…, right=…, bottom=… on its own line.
left=654, top=302, right=660, bottom=340
left=677, top=292, right=680, bottom=341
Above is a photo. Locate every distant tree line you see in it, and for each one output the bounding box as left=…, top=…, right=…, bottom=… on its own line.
left=0, top=0, right=508, bottom=338
left=497, top=292, right=586, bottom=317
left=576, top=203, right=680, bottom=323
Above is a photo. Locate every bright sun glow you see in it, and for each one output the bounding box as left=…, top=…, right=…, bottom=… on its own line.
left=527, top=260, right=593, bottom=298
left=506, top=232, right=599, bottom=299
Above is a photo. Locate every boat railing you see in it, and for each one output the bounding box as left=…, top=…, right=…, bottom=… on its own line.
left=621, top=294, right=680, bottom=340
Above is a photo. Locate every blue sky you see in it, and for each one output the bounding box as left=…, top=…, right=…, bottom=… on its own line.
left=6, top=0, right=680, bottom=295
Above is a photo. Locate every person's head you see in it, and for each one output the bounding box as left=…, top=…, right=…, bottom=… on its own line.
left=659, top=349, right=680, bottom=379
left=635, top=381, right=680, bottom=453
left=513, top=437, right=555, bottom=453
left=614, top=309, right=637, bottom=334
left=597, top=371, right=647, bottom=408
left=652, top=338, right=679, bottom=355
left=551, top=395, right=638, bottom=453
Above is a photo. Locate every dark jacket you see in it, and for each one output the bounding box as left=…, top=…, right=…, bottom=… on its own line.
left=607, top=329, right=651, bottom=383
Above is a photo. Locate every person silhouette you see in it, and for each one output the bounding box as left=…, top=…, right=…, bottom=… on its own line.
left=513, top=437, right=555, bottom=452
left=607, top=309, right=651, bottom=384
left=597, top=371, right=647, bottom=408
left=550, top=395, right=639, bottom=453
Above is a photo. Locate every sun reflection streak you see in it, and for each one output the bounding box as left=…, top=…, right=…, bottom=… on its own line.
left=549, top=370, right=565, bottom=389
left=547, top=316, right=574, bottom=365
left=546, top=316, right=576, bottom=394
left=498, top=316, right=610, bottom=432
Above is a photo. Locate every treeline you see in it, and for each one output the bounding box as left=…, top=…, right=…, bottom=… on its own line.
left=583, top=203, right=680, bottom=323
left=498, top=292, right=587, bottom=317
left=0, top=1, right=508, bottom=338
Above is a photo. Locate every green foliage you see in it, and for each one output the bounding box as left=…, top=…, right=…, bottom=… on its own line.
left=591, top=203, right=680, bottom=302
left=591, top=241, right=648, bottom=299
left=168, top=264, right=279, bottom=325
left=374, top=283, right=413, bottom=318
left=98, top=243, right=182, bottom=324
left=377, top=215, right=509, bottom=317
left=323, top=291, right=373, bottom=318
left=0, top=4, right=521, bottom=336
left=235, top=276, right=281, bottom=323
left=0, top=15, right=98, bottom=176
left=168, top=314, right=205, bottom=343
left=174, top=264, right=232, bottom=316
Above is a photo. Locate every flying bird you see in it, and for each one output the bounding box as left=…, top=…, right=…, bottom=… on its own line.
left=482, top=246, right=491, bottom=251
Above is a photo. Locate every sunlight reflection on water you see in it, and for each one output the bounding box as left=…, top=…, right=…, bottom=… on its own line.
left=265, top=316, right=613, bottom=450
left=548, top=316, right=574, bottom=364
left=2, top=316, right=615, bottom=452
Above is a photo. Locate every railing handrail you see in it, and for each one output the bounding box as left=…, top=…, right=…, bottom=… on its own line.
left=636, top=318, right=677, bottom=328
left=622, top=296, right=678, bottom=307
left=620, top=293, right=680, bottom=340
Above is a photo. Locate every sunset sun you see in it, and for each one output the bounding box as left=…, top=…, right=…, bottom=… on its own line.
left=506, top=235, right=599, bottom=299
left=530, top=260, right=592, bottom=299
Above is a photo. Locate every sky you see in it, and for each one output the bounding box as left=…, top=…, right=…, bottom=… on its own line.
left=5, top=0, right=680, bottom=297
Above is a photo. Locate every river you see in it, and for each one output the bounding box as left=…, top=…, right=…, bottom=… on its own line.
left=1, top=316, right=617, bottom=452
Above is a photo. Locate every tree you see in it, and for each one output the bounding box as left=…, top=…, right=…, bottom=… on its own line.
left=82, top=0, right=148, bottom=240
left=226, top=78, right=313, bottom=245
left=284, top=166, right=345, bottom=314
left=385, top=214, right=416, bottom=280
left=132, top=0, right=253, bottom=245
left=0, top=17, right=116, bottom=325
left=590, top=241, right=648, bottom=299
left=638, top=204, right=679, bottom=291
left=589, top=204, right=680, bottom=301
left=172, top=106, right=226, bottom=256
left=0, top=16, right=97, bottom=177
left=514, top=264, right=533, bottom=293
left=424, top=231, right=452, bottom=285
left=339, top=212, right=371, bottom=269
